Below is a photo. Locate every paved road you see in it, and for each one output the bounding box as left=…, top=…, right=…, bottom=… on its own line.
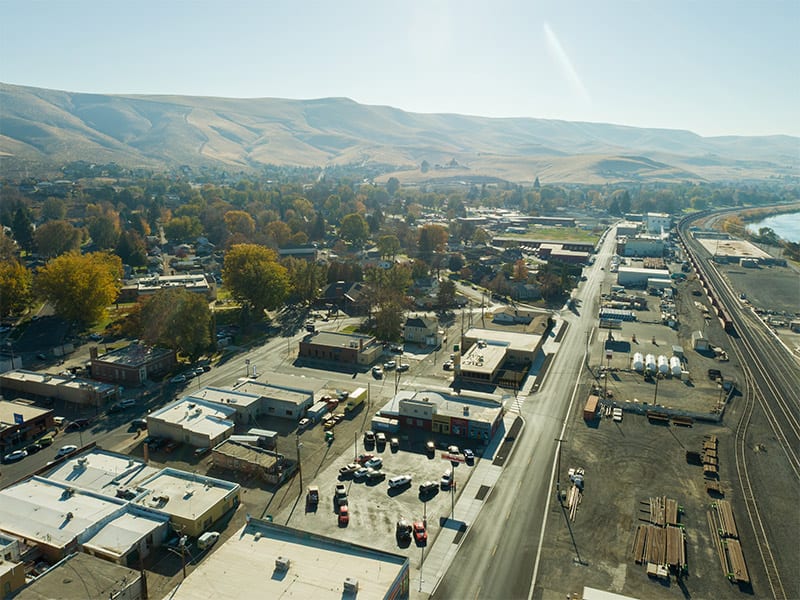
left=432, top=230, right=615, bottom=600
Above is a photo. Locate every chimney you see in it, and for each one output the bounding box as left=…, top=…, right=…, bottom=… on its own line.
left=90, top=347, right=98, bottom=360
left=143, top=442, right=150, bottom=464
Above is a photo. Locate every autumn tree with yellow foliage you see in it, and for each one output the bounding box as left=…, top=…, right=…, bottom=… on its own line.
left=0, top=260, right=33, bottom=318
left=35, top=252, right=123, bottom=324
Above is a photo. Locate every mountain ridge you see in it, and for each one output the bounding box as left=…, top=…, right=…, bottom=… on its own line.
left=1, top=82, right=796, bottom=183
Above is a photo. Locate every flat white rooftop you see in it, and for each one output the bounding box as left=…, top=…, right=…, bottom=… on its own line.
left=0, top=478, right=124, bottom=548
left=44, top=449, right=158, bottom=495
left=189, top=386, right=262, bottom=409
left=83, top=511, right=167, bottom=558
left=463, top=327, right=543, bottom=354
left=135, top=469, right=239, bottom=522
left=231, top=381, right=311, bottom=406
left=0, top=399, right=51, bottom=424
left=167, top=519, right=407, bottom=600
left=459, top=343, right=505, bottom=374
left=149, top=397, right=235, bottom=438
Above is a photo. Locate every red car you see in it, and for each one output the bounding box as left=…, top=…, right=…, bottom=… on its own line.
left=413, top=521, right=427, bottom=544
left=357, top=453, right=374, bottom=465
left=338, top=504, right=349, bottom=526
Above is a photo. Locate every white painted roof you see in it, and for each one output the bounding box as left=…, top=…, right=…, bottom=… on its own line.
left=135, top=469, right=238, bottom=522
left=167, top=520, right=407, bottom=600
left=83, top=511, right=166, bottom=558
left=148, top=397, right=235, bottom=438
left=44, top=449, right=157, bottom=494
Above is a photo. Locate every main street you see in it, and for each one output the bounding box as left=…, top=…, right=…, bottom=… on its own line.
left=432, top=230, right=616, bottom=600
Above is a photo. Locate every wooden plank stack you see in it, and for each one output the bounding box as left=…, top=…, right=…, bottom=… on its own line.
left=632, top=496, right=686, bottom=572
left=567, top=483, right=581, bottom=521
left=709, top=500, right=749, bottom=584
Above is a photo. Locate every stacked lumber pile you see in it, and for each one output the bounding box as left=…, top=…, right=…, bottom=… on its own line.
left=709, top=500, right=749, bottom=584
left=700, top=435, right=722, bottom=493
left=567, top=484, right=581, bottom=521
left=632, top=496, right=687, bottom=572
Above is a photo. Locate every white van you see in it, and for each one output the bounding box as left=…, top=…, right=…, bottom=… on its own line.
left=198, top=531, right=220, bottom=550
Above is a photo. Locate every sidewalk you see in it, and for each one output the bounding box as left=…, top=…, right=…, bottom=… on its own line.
left=412, top=412, right=523, bottom=597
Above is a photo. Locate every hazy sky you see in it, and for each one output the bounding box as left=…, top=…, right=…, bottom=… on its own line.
left=2, top=0, right=798, bottom=137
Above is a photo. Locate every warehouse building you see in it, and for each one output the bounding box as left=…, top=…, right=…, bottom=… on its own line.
left=12, top=552, right=144, bottom=600
left=298, top=331, right=383, bottom=366
left=644, top=212, right=672, bottom=233
left=90, top=343, right=176, bottom=386
left=133, top=469, right=240, bottom=538
left=381, top=389, right=504, bottom=442
left=616, top=266, right=671, bottom=287
left=619, top=234, right=665, bottom=258
left=0, top=477, right=169, bottom=565
left=0, top=369, right=118, bottom=407
left=146, top=397, right=235, bottom=448
left=166, top=518, right=409, bottom=600
left=228, top=379, right=315, bottom=421
left=0, top=399, right=54, bottom=453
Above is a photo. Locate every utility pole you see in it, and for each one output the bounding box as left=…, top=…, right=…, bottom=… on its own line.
left=653, top=375, right=660, bottom=406
left=554, top=438, right=566, bottom=504
left=295, top=434, right=303, bottom=493
left=354, top=431, right=358, bottom=461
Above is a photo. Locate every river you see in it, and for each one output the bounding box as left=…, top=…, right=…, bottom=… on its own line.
left=747, top=211, right=800, bottom=243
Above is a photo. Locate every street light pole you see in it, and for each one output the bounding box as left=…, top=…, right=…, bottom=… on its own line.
left=295, top=434, right=303, bottom=492
left=554, top=437, right=566, bottom=504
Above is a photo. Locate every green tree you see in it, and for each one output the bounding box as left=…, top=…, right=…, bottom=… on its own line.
left=339, top=213, right=369, bottom=247
left=34, top=220, right=83, bottom=258
left=0, top=260, right=33, bottom=318
left=224, top=210, right=256, bottom=240
left=86, top=208, right=120, bottom=250
left=35, top=252, right=123, bottom=324
left=139, top=288, right=212, bottom=360
left=377, top=234, right=401, bottom=260
left=116, top=230, right=148, bottom=266
left=223, top=244, right=291, bottom=315
left=11, top=208, right=34, bottom=253
left=437, top=278, right=456, bottom=308
left=164, top=215, right=203, bottom=241
left=417, top=224, right=448, bottom=262
left=386, top=177, right=400, bottom=196
left=284, top=257, right=325, bottom=305
left=41, top=197, right=67, bottom=221
left=374, top=297, right=405, bottom=340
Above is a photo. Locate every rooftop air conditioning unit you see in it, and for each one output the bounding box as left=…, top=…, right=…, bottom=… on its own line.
left=275, top=556, right=290, bottom=571
left=343, top=578, right=359, bottom=593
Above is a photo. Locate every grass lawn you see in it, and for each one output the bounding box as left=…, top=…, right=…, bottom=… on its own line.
left=497, top=226, right=600, bottom=243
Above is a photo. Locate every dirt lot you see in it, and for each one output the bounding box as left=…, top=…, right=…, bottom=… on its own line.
left=535, top=395, right=743, bottom=600
left=719, top=263, right=800, bottom=317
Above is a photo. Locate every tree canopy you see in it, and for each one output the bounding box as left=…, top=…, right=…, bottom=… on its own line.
left=35, top=252, right=123, bottom=324
left=339, top=213, right=369, bottom=247
left=0, top=260, right=33, bottom=318
left=139, top=288, right=212, bottom=360
left=223, top=244, right=291, bottom=315
left=34, top=220, right=83, bottom=258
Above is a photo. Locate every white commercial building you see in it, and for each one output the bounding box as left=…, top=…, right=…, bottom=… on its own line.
left=644, top=212, right=672, bottom=233
left=146, top=397, right=235, bottom=448
left=43, top=448, right=158, bottom=496
left=617, top=267, right=671, bottom=287
left=621, top=234, right=665, bottom=257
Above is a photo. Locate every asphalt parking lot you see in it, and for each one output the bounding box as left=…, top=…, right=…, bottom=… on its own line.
left=276, top=434, right=479, bottom=557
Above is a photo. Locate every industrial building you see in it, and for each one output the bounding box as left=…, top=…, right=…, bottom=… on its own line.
left=0, top=477, right=170, bottom=565
left=644, top=212, right=672, bottom=234
left=12, top=552, right=144, bottom=600
left=619, top=234, right=665, bottom=258
left=146, top=397, right=235, bottom=448
left=616, top=221, right=642, bottom=236
left=117, top=273, right=213, bottom=302
left=90, top=343, right=176, bottom=386
left=0, top=399, right=54, bottom=453
left=616, top=267, right=671, bottom=287
left=227, top=379, right=315, bottom=421
left=133, top=468, right=241, bottom=538
left=298, top=331, right=383, bottom=366
left=0, top=369, right=118, bottom=407
left=165, top=518, right=409, bottom=600
left=381, top=389, right=504, bottom=442
left=695, top=237, right=774, bottom=264
left=211, top=439, right=292, bottom=485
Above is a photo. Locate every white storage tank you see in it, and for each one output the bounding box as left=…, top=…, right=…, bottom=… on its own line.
left=657, top=355, right=669, bottom=375
left=645, top=354, right=656, bottom=373
left=632, top=352, right=644, bottom=372
left=669, top=356, right=682, bottom=377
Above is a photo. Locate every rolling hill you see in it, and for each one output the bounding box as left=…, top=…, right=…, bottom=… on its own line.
left=1, top=82, right=797, bottom=183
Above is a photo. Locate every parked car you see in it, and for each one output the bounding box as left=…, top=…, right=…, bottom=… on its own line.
left=353, top=467, right=370, bottom=481
left=55, top=445, right=78, bottom=458
left=390, top=437, right=399, bottom=451
left=413, top=521, right=427, bottom=544
left=88, top=333, right=103, bottom=341
left=338, top=504, right=349, bottom=526
left=419, top=481, right=439, bottom=495
left=397, top=363, right=410, bottom=372
left=170, top=374, right=186, bottom=384
left=120, top=399, right=136, bottom=408
left=388, top=475, right=412, bottom=489
left=440, top=470, right=453, bottom=489
left=198, top=531, right=220, bottom=550
left=447, top=445, right=460, bottom=455
left=3, top=450, right=27, bottom=463
left=372, top=366, right=383, bottom=379
left=396, top=519, right=412, bottom=542
left=390, top=344, right=403, bottom=353
left=131, top=419, right=148, bottom=431
left=108, top=403, right=123, bottom=413
left=376, top=432, right=386, bottom=446
left=357, top=453, right=374, bottom=465
left=65, top=419, right=89, bottom=433
left=298, top=418, right=311, bottom=430
left=383, top=360, right=396, bottom=370
left=366, top=469, right=385, bottom=482
left=25, top=443, right=42, bottom=454
left=463, top=448, right=475, bottom=463
left=38, top=434, right=54, bottom=447
left=339, top=463, right=359, bottom=477
left=426, top=441, right=436, bottom=457
left=335, top=483, right=347, bottom=498
left=364, top=457, right=383, bottom=469
left=442, top=360, right=454, bottom=371
left=363, top=431, right=375, bottom=445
